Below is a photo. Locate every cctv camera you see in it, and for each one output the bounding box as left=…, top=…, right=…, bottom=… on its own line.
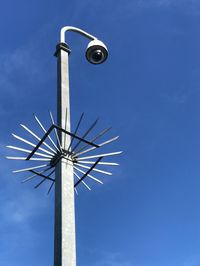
left=86, top=39, right=108, bottom=64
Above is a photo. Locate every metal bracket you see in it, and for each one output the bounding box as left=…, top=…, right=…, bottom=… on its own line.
left=26, top=123, right=99, bottom=160
left=54, top=42, right=71, bottom=57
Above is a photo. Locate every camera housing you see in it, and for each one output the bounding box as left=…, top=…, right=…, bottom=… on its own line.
left=86, top=40, right=108, bottom=64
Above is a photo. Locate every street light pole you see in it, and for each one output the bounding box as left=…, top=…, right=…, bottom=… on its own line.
left=54, top=41, right=76, bottom=266
left=54, top=26, right=108, bottom=266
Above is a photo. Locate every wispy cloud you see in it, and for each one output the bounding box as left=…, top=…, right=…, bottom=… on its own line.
left=0, top=189, right=50, bottom=225
left=137, top=0, right=200, bottom=14
left=138, top=0, right=175, bottom=8
left=0, top=22, right=55, bottom=114
left=79, top=247, right=133, bottom=266
left=93, top=253, right=132, bottom=266
left=0, top=179, right=52, bottom=257
left=161, top=89, right=188, bottom=104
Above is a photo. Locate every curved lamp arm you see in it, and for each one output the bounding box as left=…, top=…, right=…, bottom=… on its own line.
left=60, top=26, right=97, bottom=43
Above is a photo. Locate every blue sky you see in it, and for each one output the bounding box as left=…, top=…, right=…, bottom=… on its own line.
left=1, top=0, right=200, bottom=265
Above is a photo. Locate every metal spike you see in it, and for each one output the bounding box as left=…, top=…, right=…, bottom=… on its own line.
left=74, top=127, right=111, bottom=154
left=20, top=124, right=56, bottom=154
left=12, top=133, right=54, bottom=156
left=22, top=167, right=52, bottom=183
left=74, top=188, right=78, bottom=195
left=76, top=151, right=122, bottom=161
left=6, top=156, right=51, bottom=161
left=74, top=136, right=119, bottom=157
left=74, top=157, right=103, bottom=187
left=73, top=171, right=91, bottom=190
left=47, top=181, right=55, bottom=195
left=13, top=164, right=48, bottom=173
left=6, top=145, right=52, bottom=158
left=71, top=118, right=99, bottom=153
left=22, top=173, right=38, bottom=183
left=73, top=165, right=103, bottom=184
left=34, top=178, right=46, bottom=189
left=74, top=162, right=112, bottom=175
left=67, top=157, right=103, bottom=184
left=49, top=111, right=62, bottom=151
left=30, top=169, right=55, bottom=181
left=33, top=114, right=60, bottom=152
left=75, top=160, right=119, bottom=166
left=67, top=112, right=84, bottom=152
left=34, top=168, right=55, bottom=189
left=48, top=168, right=56, bottom=177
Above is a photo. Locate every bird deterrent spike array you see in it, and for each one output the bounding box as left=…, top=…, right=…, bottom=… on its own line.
left=6, top=110, right=122, bottom=194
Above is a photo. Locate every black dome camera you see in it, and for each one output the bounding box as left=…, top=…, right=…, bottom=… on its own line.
left=86, top=40, right=108, bottom=64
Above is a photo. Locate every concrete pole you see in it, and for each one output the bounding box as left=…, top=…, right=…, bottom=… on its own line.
left=54, top=43, right=76, bottom=266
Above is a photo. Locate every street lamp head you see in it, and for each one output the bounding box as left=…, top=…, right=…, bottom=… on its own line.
left=86, top=39, right=108, bottom=64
